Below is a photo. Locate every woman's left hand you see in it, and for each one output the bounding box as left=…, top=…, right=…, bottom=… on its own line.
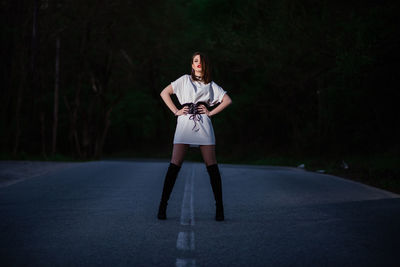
left=198, top=104, right=211, bottom=117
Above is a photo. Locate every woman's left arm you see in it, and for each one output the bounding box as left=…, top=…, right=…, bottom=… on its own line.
left=202, top=94, right=232, bottom=117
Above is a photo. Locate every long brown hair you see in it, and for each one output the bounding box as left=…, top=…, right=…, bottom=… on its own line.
left=191, top=52, right=212, bottom=84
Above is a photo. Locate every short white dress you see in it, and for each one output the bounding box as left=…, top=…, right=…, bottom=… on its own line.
left=171, top=74, right=227, bottom=147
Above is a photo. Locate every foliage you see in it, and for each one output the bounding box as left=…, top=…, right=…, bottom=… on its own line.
left=0, top=0, right=399, bottom=160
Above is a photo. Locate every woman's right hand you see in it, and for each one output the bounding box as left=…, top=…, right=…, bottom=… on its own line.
left=175, top=106, right=189, bottom=116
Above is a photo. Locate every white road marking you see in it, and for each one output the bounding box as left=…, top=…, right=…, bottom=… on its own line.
left=176, top=231, right=195, bottom=251
left=180, top=166, right=195, bottom=226
left=176, top=165, right=196, bottom=267
left=176, top=258, right=196, bottom=267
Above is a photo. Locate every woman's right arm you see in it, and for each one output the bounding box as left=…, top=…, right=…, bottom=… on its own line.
left=160, top=84, right=188, bottom=116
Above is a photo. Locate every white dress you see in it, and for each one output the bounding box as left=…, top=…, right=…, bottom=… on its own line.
left=171, top=74, right=227, bottom=147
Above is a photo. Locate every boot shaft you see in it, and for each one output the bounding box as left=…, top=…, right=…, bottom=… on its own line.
left=159, top=162, right=182, bottom=204
left=206, top=164, right=225, bottom=221
left=206, top=164, right=223, bottom=204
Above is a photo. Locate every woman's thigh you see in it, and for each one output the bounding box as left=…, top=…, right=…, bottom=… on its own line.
left=199, top=145, right=217, bottom=166
left=171, top=144, right=189, bottom=166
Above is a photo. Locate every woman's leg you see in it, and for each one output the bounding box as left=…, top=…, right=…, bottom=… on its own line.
left=171, top=144, right=190, bottom=166
left=199, top=145, right=217, bottom=166
left=158, top=144, right=189, bottom=220
left=200, top=145, right=224, bottom=221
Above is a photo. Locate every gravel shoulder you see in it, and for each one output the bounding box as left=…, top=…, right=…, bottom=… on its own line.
left=0, top=160, right=79, bottom=187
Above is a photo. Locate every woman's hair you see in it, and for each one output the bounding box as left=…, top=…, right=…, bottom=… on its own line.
left=191, top=52, right=212, bottom=84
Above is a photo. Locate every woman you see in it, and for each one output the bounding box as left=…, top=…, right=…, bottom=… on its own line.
left=158, top=51, right=232, bottom=221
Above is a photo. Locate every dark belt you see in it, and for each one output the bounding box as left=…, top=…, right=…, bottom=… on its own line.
left=181, top=102, right=208, bottom=132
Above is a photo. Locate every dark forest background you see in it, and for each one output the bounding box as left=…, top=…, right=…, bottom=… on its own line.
left=1, top=0, right=399, bottom=179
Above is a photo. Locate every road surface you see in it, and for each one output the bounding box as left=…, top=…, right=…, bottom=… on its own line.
left=0, top=160, right=399, bottom=266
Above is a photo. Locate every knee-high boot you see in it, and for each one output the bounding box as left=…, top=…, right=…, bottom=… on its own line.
left=157, top=162, right=182, bottom=220
left=206, top=164, right=224, bottom=221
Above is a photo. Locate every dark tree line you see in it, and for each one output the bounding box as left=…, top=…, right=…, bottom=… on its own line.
left=1, top=0, right=399, bottom=160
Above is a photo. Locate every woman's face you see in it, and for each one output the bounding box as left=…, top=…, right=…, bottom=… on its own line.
left=192, top=55, right=202, bottom=74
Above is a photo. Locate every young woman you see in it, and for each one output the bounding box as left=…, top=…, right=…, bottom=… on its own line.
left=158, top=52, right=232, bottom=221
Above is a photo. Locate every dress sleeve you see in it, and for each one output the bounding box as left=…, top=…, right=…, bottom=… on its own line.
left=171, top=75, right=187, bottom=104
left=209, top=81, right=227, bottom=106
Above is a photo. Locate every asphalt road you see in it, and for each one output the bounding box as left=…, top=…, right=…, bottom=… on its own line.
left=0, top=160, right=399, bottom=267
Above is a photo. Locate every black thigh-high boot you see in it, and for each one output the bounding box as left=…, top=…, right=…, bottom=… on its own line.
left=206, top=164, right=224, bottom=221
left=157, top=162, right=182, bottom=220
